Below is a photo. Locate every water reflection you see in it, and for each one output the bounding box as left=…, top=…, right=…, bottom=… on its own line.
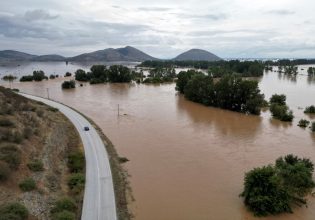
left=176, top=95, right=262, bottom=138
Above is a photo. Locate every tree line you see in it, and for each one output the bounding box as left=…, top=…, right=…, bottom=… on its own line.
left=139, top=60, right=265, bottom=77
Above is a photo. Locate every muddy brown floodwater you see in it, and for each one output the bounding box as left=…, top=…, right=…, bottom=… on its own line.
left=1, top=65, right=315, bottom=220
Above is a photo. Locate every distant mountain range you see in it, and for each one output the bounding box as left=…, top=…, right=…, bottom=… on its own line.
left=0, top=46, right=222, bottom=62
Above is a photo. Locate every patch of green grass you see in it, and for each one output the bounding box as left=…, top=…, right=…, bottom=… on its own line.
left=19, top=177, right=36, bottom=192
left=52, top=210, right=75, bottom=220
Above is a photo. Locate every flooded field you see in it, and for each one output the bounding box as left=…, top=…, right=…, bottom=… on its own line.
left=1, top=63, right=315, bottom=220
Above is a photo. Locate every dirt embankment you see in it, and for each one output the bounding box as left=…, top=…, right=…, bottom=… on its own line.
left=0, top=87, right=84, bottom=220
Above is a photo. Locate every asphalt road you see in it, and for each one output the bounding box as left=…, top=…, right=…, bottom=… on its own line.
left=21, top=93, right=117, bottom=220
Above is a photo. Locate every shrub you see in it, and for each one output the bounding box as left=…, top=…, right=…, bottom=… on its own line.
left=50, top=74, right=56, bottom=79
left=0, top=144, right=21, bottom=169
left=51, top=198, right=76, bottom=213
left=304, top=105, right=315, bottom=114
left=64, top=72, right=72, bottom=77
left=61, top=80, right=75, bottom=89
left=0, top=119, right=15, bottom=127
left=19, top=177, right=36, bottom=191
left=20, top=75, right=33, bottom=82
left=241, top=155, right=315, bottom=216
left=68, top=173, right=85, bottom=193
left=298, top=119, right=310, bottom=128
left=0, top=202, right=28, bottom=220
left=312, top=122, right=315, bottom=132
left=68, top=151, right=85, bottom=173
left=270, top=103, right=294, bottom=122
left=119, top=157, right=129, bottom=163
left=0, top=161, right=10, bottom=182
left=52, top=210, right=75, bottom=220
left=270, top=94, right=286, bottom=105
left=27, top=160, right=44, bottom=172
left=2, top=75, right=17, bottom=81
left=33, top=70, right=46, bottom=81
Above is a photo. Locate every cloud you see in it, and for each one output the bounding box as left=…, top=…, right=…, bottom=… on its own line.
left=265, top=10, right=295, bottom=15
left=24, top=9, right=59, bottom=21
left=137, top=7, right=172, bottom=12
left=172, top=12, right=227, bottom=21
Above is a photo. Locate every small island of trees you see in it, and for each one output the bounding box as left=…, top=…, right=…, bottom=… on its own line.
left=269, top=94, right=294, bottom=122
left=241, top=154, right=315, bottom=217
left=175, top=70, right=265, bottom=115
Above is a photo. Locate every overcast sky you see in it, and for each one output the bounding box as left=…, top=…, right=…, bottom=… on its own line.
left=0, top=0, right=314, bottom=58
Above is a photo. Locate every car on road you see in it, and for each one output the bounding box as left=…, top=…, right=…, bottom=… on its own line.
left=84, top=126, right=89, bottom=131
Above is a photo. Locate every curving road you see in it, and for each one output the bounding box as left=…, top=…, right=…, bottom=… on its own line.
left=21, top=93, right=117, bottom=220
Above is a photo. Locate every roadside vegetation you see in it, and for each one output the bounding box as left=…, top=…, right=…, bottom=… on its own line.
left=0, top=86, right=85, bottom=219
left=241, top=154, right=315, bottom=217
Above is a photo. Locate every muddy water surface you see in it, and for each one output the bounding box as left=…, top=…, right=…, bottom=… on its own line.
left=1, top=65, right=315, bottom=220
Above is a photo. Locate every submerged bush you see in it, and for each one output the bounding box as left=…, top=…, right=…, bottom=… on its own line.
left=312, top=122, right=315, bottom=132
left=241, top=154, right=315, bottom=217
left=269, top=94, right=294, bottom=122
left=298, top=119, right=310, bottom=128
left=61, top=80, right=75, bottom=89
left=304, top=105, right=315, bottom=114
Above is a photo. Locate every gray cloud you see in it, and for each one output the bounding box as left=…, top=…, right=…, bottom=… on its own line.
left=265, top=10, right=295, bottom=15
left=24, top=9, right=59, bottom=21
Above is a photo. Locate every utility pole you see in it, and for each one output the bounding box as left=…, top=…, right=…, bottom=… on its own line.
left=46, top=88, right=50, bottom=99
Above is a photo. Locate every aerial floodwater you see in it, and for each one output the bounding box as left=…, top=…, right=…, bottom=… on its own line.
left=1, top=62, right=315, bottom=220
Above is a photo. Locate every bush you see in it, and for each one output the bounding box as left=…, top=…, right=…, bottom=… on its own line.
left=75, top=69, right=88, bottom=82
left=51, top=198, right=76, bottom=213
left=50, top=74, right=56, bottom=79
left=270, top=103, right=294, bottom=122
left=61, top=80, right=75, bottom=89
left=312, top=122, right=315, bottom=132
left=298, top=119, right=310, bottom=128
left=52, top=210, right=75, bottom=220
left=241, top=155, right=315, bottom=216
left=27, top=160, right=44, bottom=172
left=0, top=202, right=28, bottom=220
left=33, top=70, right=46, bottom=81
left=68, top=151, right=85, bottom=173
left=68, top=173, right=85, bottom=193
left=64, top=72, right=72, bottom=77
left=304, top=105, right=315, bottom=114
left=270, top=94, right=286, bottom=105
left=0, top=161, right=10, bottom=182
left=19, top=177, right=36, bottom=191
left=20, top=75, right=33, bottom=82
left=0, top=119, right=15, bottom=127
left=48, top=107, right=59, bottom=112
left=0, top=144, right=21, bottom=169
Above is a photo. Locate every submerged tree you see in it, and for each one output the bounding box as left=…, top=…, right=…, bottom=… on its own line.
left=241, top=155, right=315, bottom=217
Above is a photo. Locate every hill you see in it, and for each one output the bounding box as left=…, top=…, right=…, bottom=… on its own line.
left=174, top=49, right=221, bottom=61
left=68, top=46, right=157, bottom=62
left=0, top=50, right=36, bottom=62
left=31, top=54, right=66, bottom=62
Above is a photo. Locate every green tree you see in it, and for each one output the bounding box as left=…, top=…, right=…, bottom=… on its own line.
left=108, top=65, right=132, bottom=83
left=75, top=69, right=89, bottom=82
left=241, top=155, right=315, bottom=217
